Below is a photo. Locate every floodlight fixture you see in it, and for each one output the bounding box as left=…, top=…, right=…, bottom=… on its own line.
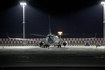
left=101, top=1, right=105, bottom=44
left=20, top=2, right=27, bottom=6
left=101, top=2, right=105, bottom=5
left=58, top=31, right=63, bottom=40
left=58, top=31, right=63, bottom=35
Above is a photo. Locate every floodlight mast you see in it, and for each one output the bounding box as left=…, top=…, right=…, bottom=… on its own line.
left=20, top=2, right=27, bottom=44
left=101, top=2, right=105, bottom=44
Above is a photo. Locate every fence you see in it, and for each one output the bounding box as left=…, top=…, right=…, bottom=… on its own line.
left=0, top=38, right=104, bottom=44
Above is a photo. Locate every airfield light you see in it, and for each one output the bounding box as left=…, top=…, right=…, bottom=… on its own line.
left=101, top=1, right=105, bottom=44
left=58, top=32, right=63, bottom=35
left=58, top=31, right=63, bottom=40
left=20, top=2, right=27, bottom=44
left=20, top=3, right=27, bottom=6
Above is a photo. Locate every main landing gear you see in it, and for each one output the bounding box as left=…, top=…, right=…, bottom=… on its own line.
left=44, top=45, right=49, bottom=48
left=58, top=45, right=61, bottom=48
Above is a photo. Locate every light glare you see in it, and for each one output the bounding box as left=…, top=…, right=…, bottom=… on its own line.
left=20, top=2, right=27, bottom=6
left=101, top=2, right=105, bottom=5
left=58, top=32, right=63, bottom=35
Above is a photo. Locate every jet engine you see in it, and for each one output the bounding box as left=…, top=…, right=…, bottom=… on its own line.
left=39, top=41, right=44, bottom=47
left=63, top=41, right=68, bottom=47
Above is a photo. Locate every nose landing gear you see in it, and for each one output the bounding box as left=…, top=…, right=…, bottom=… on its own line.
left=58, top=45, right=61, bottom=48
left=44, top=45, right=50, bottom=49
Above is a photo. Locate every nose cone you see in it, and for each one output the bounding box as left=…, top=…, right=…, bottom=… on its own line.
left=47, top=36, right=54, bottom=44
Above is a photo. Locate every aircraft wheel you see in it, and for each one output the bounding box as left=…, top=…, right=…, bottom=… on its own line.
left=58, top=45, right=61, bottom=48
left=44, top=45, right=46, bottom=48
left=47, top=45, right=49, bottom=49
left=46, top=45, right=48, bottom=48
left=59, top=45, right=61, bottom=48
left=58, top=45, right=59, bottom=48
left=47, top=45, right=49, bottom=47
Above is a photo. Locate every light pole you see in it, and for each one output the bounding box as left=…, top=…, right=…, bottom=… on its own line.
left=20, top=2, right=27, bottom=44
left=101, top=2, right=105, bottom=44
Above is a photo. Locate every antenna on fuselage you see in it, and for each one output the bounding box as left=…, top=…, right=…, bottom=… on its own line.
left=49, top=15, right=52, bottom=35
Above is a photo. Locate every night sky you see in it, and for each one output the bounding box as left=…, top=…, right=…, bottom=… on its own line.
left=0, top=0, right=104, bottom=38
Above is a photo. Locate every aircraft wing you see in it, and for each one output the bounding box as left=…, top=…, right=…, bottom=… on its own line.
left=8, top=37, right=46, bottom=44
left=30, top=33, right=46, bottom=37
left=9, top=38, right=34, bottom=41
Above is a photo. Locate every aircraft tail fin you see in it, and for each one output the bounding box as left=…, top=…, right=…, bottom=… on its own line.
left=94, top=33, right=97, bottom=38
left=6, top=32, right=10, bottom=38
left=49, top=15, right=52, bottom=34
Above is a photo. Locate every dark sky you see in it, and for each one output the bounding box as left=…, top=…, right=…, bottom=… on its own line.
left=0, top=0, right=104, bottom=38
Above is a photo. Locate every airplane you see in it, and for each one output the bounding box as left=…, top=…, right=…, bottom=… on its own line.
left=29, top=16, right=68, bottom=48
left=7, top=16, right=68, bottom=48
left=30, top=32, right=68, bottom=48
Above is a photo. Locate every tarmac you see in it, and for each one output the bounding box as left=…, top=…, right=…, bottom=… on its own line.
left=0, top=46, right=105, bottom=67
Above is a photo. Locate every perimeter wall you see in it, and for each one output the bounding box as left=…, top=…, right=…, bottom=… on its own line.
left=0, top=38, right=104, bottom=46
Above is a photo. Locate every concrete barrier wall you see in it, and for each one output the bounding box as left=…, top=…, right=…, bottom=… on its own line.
left=0, top=38, right=104, bottom=44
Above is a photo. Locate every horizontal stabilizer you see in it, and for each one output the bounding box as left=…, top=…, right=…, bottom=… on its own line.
left=30, top=33, right=46, bottom=37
